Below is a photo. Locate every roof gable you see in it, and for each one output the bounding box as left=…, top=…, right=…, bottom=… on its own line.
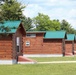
left=18, top=23, right=26, bottom=35
left=44, top=31, right=66, bottom=39
left=66, top=34, right=75, bottom=41
left=0, top=21, right=21, bottom=33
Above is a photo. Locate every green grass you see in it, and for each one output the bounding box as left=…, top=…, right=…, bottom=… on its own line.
left=0, top=57, right=76, bottom=75
left=30, top=56, right=76, bottom=62
left=0, top=64, right=76, bottom=75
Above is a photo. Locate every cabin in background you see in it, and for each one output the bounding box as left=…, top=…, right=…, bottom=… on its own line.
left=65, top=34, right=75, bottom=55
left=23, top=31, right=67, bottom=57
left=23, top=31, right=46, bottom=55
left=43, top=31, right=66, bottom=56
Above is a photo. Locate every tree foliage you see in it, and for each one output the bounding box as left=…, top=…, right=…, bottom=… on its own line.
left=60, top=19, right=76, bottom=34
left=33, top=13, right=51, bottom=31
left=33, top=13, right=61, bottom=31
left=22, top=17, right=33, bottom=31
left=0, top=0, right=33, bottom=31
left=0, top=1, right=76, bottom=34
left=0, top=0, right=25, bottom=21
left=0, top=0, right=25, bottom=33
left=33, top=13, right=76, bottom=34
left=51, top=19, right=61, bottom=31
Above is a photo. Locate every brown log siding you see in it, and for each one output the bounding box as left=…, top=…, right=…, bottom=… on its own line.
left=23, top=33, right=63, bottom=54
left=0, top=36, right=13, bottom=59
left=74, top=41, right=76, bottom=51
left=65, top=41, right=73, bottom=53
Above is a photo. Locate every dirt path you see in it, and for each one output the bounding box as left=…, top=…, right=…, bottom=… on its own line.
left=37, top=61, right=76, bottom=64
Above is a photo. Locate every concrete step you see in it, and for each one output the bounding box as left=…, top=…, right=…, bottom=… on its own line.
left=18, top=56, right=37, bottom=64
left=65, top=52, right=73, bottom=56
left=74, top=51, right=76, bottom=54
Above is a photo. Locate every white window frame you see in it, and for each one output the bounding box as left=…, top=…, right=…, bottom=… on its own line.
left=16, top=37, right=20, bottom=46
left=26, top=34, right=36, bottom=37
left=16, top=37, right=20, bottom=52
left=26, top=41, right=30, bottom=46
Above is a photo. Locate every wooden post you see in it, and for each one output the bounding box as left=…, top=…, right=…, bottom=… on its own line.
left=12, top=34, right=17, bottom=63
left=72, top=41, right=74, bottom=55
left=62, top=39, right=65, bottom=56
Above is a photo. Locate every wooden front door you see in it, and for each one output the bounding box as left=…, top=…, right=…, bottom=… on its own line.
left=16, top=37, right=20, bottom=53
left=16, top=36, right=22, bottom=56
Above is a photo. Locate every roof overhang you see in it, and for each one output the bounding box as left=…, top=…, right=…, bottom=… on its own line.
left=26, top=31, right=46, bottom=34
left=43, top=38, right=64, bottom=39
left=65, top=40, right=74, bottom=41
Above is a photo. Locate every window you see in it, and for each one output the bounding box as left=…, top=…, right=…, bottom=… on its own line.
left=17, top=46, right=19, bottom=52
left=26, top=41, right=30, bottom=46
left=26, top=34, right=36, bottom=37
left=16, top=37, right=20, bottom=52
left=16, top=37, right=20, bottom=46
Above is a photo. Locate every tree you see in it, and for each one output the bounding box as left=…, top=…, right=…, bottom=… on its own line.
left=33, top=13, right=51, bottom=31
left=51, top=19, right=61, bottom=31
left=0, top=0, right=25, bottom=20
left=0, top=9, right=4, bottom=23
left=22, top=17, right=33, bottom=31
left=0, top=0, right=4, bottom=22
left=60, top=19, right=76, bottom=34
left=0, top=0, right=4, bottom=5
left=33, top=13, right=61, bottom=31
left=0, top=0, right=25, bottom=33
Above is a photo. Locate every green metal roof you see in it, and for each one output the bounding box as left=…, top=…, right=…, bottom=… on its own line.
left=67, top=34, right=75, bottom=41
left=44, top=31, right=66, bottom=39
left=0, top=29, right=17, bottom=33
left=0, top=21, right=21, bottom=33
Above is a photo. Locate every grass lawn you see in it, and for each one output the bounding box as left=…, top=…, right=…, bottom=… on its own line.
left=0, top=64, right=76, bottom=75
left=30, top=56, right=76, bottom=62
left=0, top=57, right=76, bottom=75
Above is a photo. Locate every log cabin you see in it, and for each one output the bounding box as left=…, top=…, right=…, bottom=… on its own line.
left=23, top=31, right=67, bottom=57
left=65, top=34, right=75, bottom=56
left=0, top=21, right=26, bottom=64
left=0, top=21, right=75, bottom=64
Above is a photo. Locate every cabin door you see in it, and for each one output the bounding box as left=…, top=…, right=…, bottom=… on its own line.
left=16, top=37, right=22, bottom=56
left=16, top=37, right=20, bottom=53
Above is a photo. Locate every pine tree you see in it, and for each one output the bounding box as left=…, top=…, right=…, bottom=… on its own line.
left=0, top=0, right=25, bottom=34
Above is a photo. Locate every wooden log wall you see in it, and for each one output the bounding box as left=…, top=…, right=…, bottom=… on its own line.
left=23, top=33, right=63, bottom=54
left=0, top=36, right=13, bottom=60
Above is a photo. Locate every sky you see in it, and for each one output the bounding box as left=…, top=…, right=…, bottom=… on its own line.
left=18, top=0, right=76, bottom=29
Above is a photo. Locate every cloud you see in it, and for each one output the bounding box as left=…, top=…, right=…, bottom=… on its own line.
left=20, top=0, right=76, bottom=28
left=23, top=4, right=43, bottom=17
left=67, top=19, right=76, bottom=28
left=68, top=9, right=76, bottom=18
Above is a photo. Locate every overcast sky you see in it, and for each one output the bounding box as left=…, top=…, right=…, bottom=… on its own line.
left=18, top=0, right=76, bottom=29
